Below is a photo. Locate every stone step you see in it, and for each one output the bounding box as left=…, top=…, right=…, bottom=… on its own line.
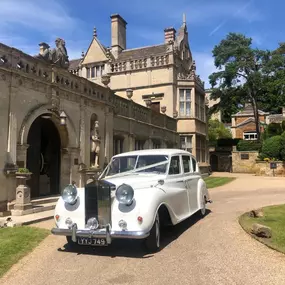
left=11, top=201, right=57, bottom=216
left=1, top=209, right=54, bottom=227
left=31, top=195, right=60, bottom=205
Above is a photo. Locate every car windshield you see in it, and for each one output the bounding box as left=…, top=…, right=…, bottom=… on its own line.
left=102, top=154, right=169, bottom=177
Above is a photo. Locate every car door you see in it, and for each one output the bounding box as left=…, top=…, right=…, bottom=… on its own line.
left=186, top=156, right=200, bottom=213
left=181, top=155, right=195, bottom=215
left=164, top=155, right=190, bottom=221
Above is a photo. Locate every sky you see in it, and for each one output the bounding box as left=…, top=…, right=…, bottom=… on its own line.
left=0, top=0, right=282, bottom=88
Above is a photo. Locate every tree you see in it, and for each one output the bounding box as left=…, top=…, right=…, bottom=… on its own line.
left=208, top=119, right=232, bottom=144
left=209, top=33, right=285, bottom=140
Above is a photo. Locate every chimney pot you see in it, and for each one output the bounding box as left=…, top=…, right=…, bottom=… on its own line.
left=164, top=27, right=176, bottom=44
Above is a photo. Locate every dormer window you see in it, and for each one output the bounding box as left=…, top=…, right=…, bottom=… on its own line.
left=86, top=65, right=105, bottom=79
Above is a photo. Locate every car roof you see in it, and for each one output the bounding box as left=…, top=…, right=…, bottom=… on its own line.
left=112, top=148, right=193, bottom=158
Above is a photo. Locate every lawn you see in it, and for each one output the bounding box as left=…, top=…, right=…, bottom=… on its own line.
left=0, top=226, right=50, bottom=278
left=204, top=176, right=236, bottom=188
left=239, top=204, right=285, bottom=254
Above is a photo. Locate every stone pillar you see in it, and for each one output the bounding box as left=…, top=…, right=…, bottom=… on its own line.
left=78, top=163, right=87, bottom=187
left=128, top=134, right=135, bottom=151
left=192, top=134, right=197, bottom=157
left=69, top=147, right=80, bottom=186
left=79, top=98, right=86, bottom=164
left=60, top=148, right=71, bottom=190
left=104, top=107, right=113, bottom=166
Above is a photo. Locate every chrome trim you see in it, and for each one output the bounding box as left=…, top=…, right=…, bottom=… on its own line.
left=51, top=223, right=149, bottom=242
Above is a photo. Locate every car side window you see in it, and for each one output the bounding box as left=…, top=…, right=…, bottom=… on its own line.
left=191, top=157, right=197, bottom=173
left=182, top=156, right=191, bottom=173
left=168, top=156, right=180, bottom=175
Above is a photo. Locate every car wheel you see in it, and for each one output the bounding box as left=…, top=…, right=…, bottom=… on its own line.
left=145, top=213, right=160, bottom=253
left=200, top=195, right=207, bottom=217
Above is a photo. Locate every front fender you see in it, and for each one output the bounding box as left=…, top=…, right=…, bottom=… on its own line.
left=111, top=187, right=167, bottom=233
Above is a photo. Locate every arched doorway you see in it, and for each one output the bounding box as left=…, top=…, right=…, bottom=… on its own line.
left=26, top=115, right=61, bottom=198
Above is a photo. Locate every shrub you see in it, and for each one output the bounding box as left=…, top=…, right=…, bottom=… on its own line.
left=237, top=140, right=262, bottom=151
left=259, top=135, right=282, bottom=160
left=280, top=131, right=285, bottom=161
left=267, top=122, right=283, bottom=138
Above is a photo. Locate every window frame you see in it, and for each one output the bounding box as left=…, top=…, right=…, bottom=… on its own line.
left=179, top=89, right=191, bottom=117
left=168, top=155, right=181, bottom=176
left=243, top=132, right=258, bottom=140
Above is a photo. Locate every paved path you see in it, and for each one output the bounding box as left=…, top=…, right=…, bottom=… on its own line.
left=2, top=174, right=285, bottom=285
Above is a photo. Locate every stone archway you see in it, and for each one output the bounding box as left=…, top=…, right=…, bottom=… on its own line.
left=26, top=115, right=61, bottom=198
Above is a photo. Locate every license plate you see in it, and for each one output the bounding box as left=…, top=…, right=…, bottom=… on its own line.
left=77, top=237, right=107, bottom=246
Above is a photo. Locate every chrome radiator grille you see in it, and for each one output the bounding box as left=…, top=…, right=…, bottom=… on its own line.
left=84, top=180, right=113, bottom=227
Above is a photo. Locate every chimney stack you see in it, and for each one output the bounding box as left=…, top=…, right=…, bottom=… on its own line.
left=164, top=27, right=176, bottom=43
left=111, top=14, right=127, bottom=58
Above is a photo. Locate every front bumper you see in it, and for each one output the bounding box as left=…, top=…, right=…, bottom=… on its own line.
left=51, top=223, right=150, bottom=244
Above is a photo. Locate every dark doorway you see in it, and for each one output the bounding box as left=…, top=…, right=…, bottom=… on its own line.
left=210, top=154, right=218, bottom=172
left=26, top=115, right=61, bottom=198
left=150, top=102, right=160, bottom=112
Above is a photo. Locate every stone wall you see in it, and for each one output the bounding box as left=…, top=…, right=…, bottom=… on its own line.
left=232, top=151, right=285, bottom=176
left=255, top=161, right=285, bottom=177
left=232, top=151, right=259, bottom=173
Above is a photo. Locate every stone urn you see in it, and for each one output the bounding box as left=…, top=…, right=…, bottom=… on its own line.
left=145, top=99, right=152, bottom=108
left=126, top=89, right=133, bottom=100
left=12, top=169, right=33, bottom=215
left=101, top=74, right=111, bottom=87
left=161, top=106, right=167, bottom=114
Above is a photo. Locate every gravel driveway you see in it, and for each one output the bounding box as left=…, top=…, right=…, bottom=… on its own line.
left=2, top=174, right=285, bottom=285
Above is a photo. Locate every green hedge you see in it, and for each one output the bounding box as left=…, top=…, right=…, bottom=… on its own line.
left=259, top=135, right=282, bottom=160
left=237, top=140, right=262, bottom=151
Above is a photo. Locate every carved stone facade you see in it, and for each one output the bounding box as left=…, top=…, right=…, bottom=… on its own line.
left=68, top=13, right=209, bottom=167
left=0, top=41, right=178, bottom=214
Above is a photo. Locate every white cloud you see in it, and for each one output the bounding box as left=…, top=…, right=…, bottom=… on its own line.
left=192, top=51, right=217, bottom=89
left=0, top=0, right=79, bottom=33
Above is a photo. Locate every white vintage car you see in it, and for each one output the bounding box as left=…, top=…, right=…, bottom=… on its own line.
left=51, top=149, right=211, bottom=252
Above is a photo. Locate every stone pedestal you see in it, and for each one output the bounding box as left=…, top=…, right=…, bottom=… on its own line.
left=78, top=163, right=87, bottom=187
left=85, top=167, right=102, bottom=184
left=11, top=172, right=33, bottom=216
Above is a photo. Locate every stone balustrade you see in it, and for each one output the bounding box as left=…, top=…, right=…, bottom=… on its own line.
left=113, top=95, right=177, bottom=131
left=110, top=54, right=170, bottom=73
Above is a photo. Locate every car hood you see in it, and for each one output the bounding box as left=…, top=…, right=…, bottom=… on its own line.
left=103, top=173, right=165, bottom=189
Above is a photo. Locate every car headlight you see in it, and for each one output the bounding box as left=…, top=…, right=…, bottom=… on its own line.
left=115, top=184, right=134, bottom=205
left=62, top=184, right=78, bottom=205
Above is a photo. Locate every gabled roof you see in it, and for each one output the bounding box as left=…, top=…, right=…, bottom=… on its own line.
left=236, top=117, right=267, bottom=128
left=116, top=44, right=168, bottom=61
left=232, top=105, right=269, bottom=117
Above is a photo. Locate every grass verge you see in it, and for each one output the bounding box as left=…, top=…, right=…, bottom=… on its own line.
left=204, top=176, right=236, bottom=188
left=0, top=226, right=50, bottom=278
left=239, top=204, right=285, bottom=254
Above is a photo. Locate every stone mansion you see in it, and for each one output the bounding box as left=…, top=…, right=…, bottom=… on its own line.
left=69, top=14, right=208, bottom=165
